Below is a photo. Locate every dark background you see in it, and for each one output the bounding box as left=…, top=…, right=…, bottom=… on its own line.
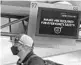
left=38, top=7, right=79, bottom=37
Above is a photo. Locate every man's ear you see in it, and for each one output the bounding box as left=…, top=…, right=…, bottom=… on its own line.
left=30, top=43, right=34, bottom=51
left=32, top=43, right=34, bottom=49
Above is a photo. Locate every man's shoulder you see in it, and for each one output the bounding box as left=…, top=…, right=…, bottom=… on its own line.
left=29, top=55, right=43, bottom=62
left=26, top=55, right=45, bottom=65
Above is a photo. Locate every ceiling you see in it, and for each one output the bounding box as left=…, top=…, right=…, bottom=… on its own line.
left=1, top=1, right=81, bottom=17
left=1, top=1, right=30, bottom=17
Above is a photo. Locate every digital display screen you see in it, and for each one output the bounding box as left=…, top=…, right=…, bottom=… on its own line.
left=36, top=7, right=79, bottom=38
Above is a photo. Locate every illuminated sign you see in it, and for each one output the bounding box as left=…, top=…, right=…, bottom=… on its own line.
left=36, top=7, right=79, bottom=38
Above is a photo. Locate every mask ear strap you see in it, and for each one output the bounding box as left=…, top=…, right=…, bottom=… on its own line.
left=31, top=43, right=34, bottom=51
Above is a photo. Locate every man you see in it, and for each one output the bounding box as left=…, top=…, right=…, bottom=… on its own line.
left=11, top=34, right=45, bottom=65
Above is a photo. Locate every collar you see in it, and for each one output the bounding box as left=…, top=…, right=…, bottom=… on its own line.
left=17, top=51, right=34, bottom=64
left=22, top=51, right=34, bottom=63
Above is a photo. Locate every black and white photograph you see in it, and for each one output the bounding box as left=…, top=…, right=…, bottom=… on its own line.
left=0, top=0, right=81, bottom=65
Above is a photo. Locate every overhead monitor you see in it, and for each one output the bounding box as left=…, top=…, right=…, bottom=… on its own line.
left=36, top=7, right=79, bottom=39
left=28, top=2, right=81, bottom=57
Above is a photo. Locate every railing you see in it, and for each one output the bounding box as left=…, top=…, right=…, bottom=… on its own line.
left=1, top=32, right=20, bottom=37
left=1, top=16, right=29, bottom=29
left=0, top=16, right=29, bottom=37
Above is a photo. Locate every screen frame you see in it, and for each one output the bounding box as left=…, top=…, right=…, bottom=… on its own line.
left=35, top=7, right=80, bottom=39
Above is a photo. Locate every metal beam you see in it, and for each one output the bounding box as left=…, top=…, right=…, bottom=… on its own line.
left=1, top=32, right=20, bottom=37
left=1, top=13, right=26, bottom=19
left=1, top=16, right=29, bottom=29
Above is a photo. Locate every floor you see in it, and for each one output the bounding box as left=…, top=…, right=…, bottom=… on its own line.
left=44, top=50, right=81, bottom=65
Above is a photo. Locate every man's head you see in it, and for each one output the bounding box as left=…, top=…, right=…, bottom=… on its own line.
left=11, top=34, right=34, bottom=60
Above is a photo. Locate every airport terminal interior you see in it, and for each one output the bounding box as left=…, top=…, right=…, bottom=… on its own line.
left=1, top=0, right=81, bottom=65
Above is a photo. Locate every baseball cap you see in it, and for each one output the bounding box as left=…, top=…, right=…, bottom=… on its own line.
left=18, top=34, right=33, bottom=47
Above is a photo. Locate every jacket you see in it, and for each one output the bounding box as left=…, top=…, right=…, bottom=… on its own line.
left=17, top=51, right=45, bottom=65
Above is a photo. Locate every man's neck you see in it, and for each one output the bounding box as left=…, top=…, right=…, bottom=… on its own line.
left=18, top=51, right=34, bottom=63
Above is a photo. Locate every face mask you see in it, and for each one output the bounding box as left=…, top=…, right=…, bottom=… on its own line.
left=11, top=46, right=19, bottom=55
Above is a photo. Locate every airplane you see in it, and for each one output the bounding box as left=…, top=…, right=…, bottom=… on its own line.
left=1, top=1, right=81, bottom=65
